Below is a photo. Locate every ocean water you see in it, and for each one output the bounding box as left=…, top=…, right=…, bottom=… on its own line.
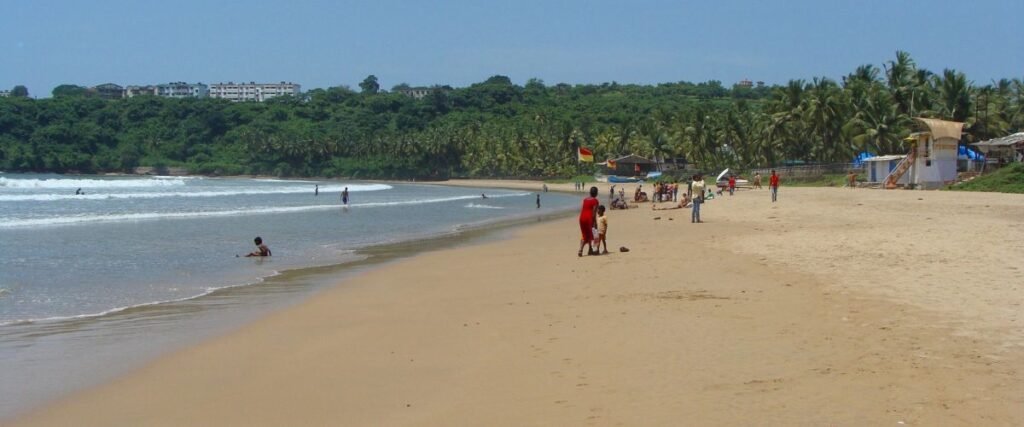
left=0, top=173, right=577, bottom=419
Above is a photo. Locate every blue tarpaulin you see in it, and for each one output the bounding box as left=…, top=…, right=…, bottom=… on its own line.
left=853, top=152, right=875, bottom=166
left=959, top=145, right=985, bottom=160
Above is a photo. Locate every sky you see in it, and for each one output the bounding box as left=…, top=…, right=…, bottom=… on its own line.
left=2, top=0, right=1022, bottom=97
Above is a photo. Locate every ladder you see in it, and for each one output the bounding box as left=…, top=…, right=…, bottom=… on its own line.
left=884, top=149, right=916, bottom=189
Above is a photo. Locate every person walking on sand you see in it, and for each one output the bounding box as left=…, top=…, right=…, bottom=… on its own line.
left=769, top=170, right=780, bottom=202
left=577, top=186, right=600, bottom=257
left=691, top=174, right=705, bottom=223
left=753, top=173, right=762, bottom=189
left=245, top=236, right=272, bottom=257
left=728, top=174, right=736, bottom=196
left=341, top=187, right=349, bottom=205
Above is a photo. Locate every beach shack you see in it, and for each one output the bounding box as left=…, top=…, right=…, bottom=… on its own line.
left=864, top=155, right=909, bottom=185
left=972, top=132, right=1024, bottom=165
left=882, top=118, right=963, bottom=189
left=600, top=154, right=655, bottom=177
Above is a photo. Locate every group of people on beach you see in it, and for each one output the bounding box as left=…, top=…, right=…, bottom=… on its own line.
left=577, top=170, right=782, bottom=256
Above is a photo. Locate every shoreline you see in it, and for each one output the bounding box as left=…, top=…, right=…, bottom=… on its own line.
left=11, top=182, right=1024, bottom=425
left=0, top=180, right=575, bottom=420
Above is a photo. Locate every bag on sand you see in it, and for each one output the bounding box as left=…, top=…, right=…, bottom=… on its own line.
left=591, top=227, right=600, bottom=245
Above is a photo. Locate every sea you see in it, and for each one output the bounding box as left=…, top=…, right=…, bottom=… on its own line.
left=0, top=173, right=578, bottom=420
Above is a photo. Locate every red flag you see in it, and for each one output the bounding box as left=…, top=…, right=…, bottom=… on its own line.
left=577, top=147, right=594, bottom=162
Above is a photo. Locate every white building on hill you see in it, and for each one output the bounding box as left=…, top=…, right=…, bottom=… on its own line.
left=208, top=82, right=300, bottom=102
left=157, top=82, right=208, bottom=98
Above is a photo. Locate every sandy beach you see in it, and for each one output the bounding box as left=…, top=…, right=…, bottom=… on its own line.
left=12, top=181, right=1024, bottom=426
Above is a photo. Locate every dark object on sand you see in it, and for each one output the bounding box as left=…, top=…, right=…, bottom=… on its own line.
left=653, top=216, right=661, bottom=220
left=619, top=246, right=630, bottom=252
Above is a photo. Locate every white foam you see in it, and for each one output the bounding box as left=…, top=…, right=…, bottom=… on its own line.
left=0, top=272, right=280, bottom=327
left=465, top=203, right=504, bottom=209
left=0, top=177, right=188, bottom=189
left=0, top=192, right=529, bottom=228
left=0, top=183, right=393, bottom=202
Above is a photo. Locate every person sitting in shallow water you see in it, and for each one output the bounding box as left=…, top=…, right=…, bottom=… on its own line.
left=245, top=236, right=272, bottom=257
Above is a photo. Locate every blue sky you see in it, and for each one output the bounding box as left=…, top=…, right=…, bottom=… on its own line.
left=2, top=0, right=1022, bottom=97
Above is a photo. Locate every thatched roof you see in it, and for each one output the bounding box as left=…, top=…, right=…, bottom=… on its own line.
left=914, top=118, right=964, bottom=141
left=972, top=132, right=1024, bottom=148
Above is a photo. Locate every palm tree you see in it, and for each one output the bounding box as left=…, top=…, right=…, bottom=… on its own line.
left=934, top=69, right=972, bottom=123
left=885, top=51, right=917, bottom=116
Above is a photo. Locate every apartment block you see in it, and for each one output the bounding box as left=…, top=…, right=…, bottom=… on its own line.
left=208, top=81, right=301, bottom=102
left=157, top=82, right=209, bottom=98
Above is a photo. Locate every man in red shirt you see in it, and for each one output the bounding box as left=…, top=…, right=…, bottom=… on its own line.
left=769, top=170, right=780, bottom=202
left=728, top=174, right=736, bottom=196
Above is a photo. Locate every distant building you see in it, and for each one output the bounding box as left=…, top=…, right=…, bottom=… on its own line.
left=0, top=90, right=10, bottom=97
left=208, top=81, right=300, bottom=102
left=736, top=79, right=753, bottom=88
left=125, top=85, right=158, bottom=98
left=92, top=83, right=125, bottom=99
left=395, top=87, right=432, bottom=99
left=157, top=82, right=208, bottom=98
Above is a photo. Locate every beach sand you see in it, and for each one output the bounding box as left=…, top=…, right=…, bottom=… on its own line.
left=12, top=181, right=1024, bottom=426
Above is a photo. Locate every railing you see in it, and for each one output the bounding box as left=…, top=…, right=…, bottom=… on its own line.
left=749, top=163, right=863, bottom=178
left=883, top=150, right=916, bottom=189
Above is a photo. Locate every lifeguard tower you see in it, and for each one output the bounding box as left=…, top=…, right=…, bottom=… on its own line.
left=883, top=118, right=964, bottom=189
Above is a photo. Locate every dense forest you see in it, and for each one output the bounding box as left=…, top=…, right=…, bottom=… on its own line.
left=1, top=52, right=1022, bottom=179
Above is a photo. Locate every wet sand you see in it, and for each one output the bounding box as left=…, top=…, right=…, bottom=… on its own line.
left=13, top=181, right=1024, bottom=426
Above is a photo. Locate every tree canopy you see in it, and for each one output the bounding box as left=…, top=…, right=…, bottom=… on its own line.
left=1, top=52, right=1021, bottom=179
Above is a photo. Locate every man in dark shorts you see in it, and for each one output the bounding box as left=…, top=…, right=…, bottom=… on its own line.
left=770, top=170, right=780, bottom=202
left=341, top=187, right=349, bottom=205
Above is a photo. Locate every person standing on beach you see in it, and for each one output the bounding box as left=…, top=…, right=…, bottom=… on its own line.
left=728, top=174, right=736, bottom=196
left=596, top=205, right=609, bottom=254
left=536, top=194, right=541, bottom=209
left=578, top=186, right=600, bottom=257
left=315, top=184, right=319, bottom=196
left=341, top=187, right=349, bottom=205
left=753, top=173, right=762, bottom=189
left=769, top=170, right=780, bottom=202
left=691, top=175, right=705, bottom=223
